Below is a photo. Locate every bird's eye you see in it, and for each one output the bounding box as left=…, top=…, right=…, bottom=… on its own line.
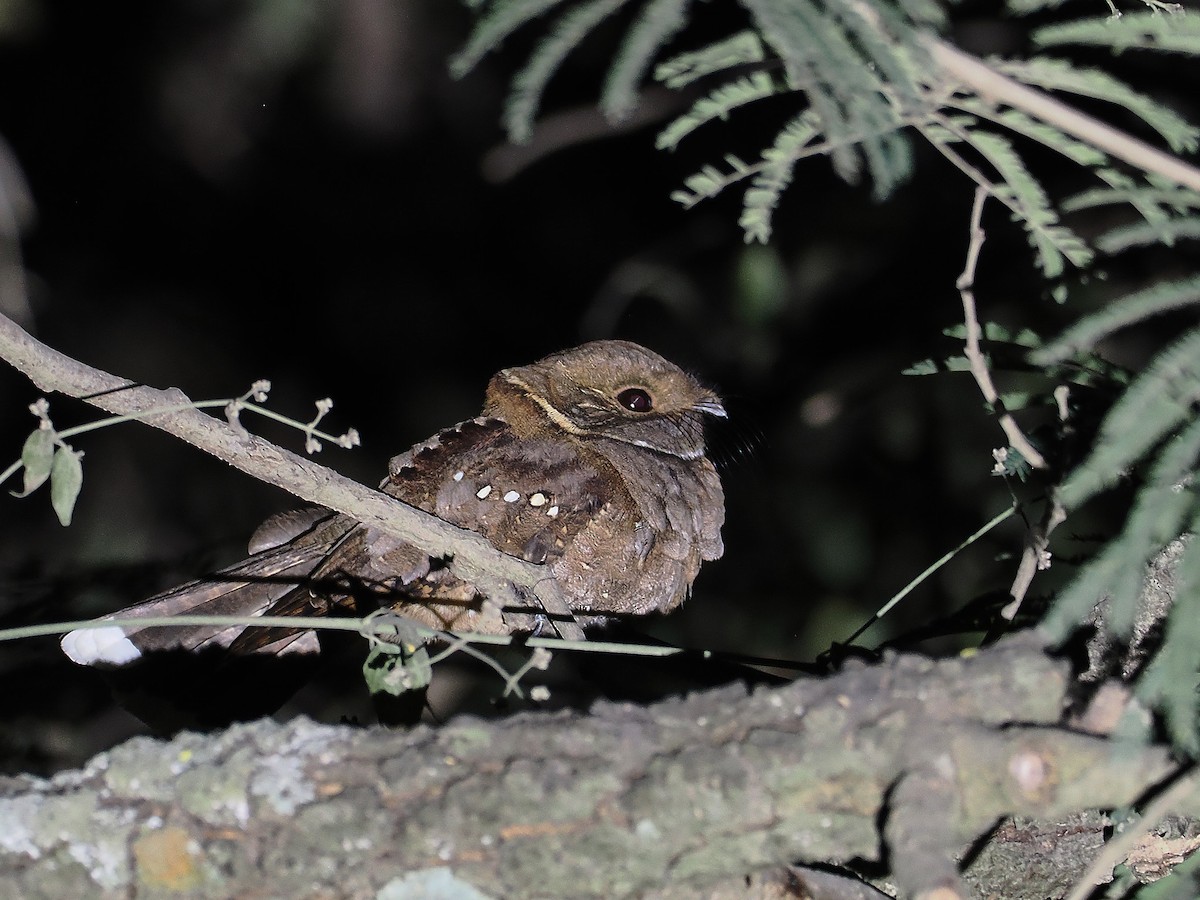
left=617, top=387, right=653, bottom=413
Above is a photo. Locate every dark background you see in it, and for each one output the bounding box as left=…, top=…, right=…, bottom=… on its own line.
left=0, top=0, right=1169, bottom=773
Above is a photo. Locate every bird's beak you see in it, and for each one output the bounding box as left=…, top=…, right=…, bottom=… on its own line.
left=693, top=395, right=727, bottom=418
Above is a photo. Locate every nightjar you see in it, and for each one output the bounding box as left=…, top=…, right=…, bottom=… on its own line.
left=61, top=340, right=726, bottom=667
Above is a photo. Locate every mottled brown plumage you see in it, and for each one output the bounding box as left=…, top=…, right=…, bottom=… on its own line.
left=61, top=340, right=726, bottom=666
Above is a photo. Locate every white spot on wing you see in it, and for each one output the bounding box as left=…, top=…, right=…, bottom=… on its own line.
left=547, top=506, right=559, bottom=517
left=60, top=626, right=142, bottom=666
left=529, top=492, right=547, bottom=507
left=453, top=470, right=464, bottom=482
left=503, top=490, right=520, bottom=503
left=476, top=485, right=492, bottom=499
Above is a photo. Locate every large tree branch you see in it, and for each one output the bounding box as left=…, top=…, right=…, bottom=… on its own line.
left=0, top=311, right=584, bottom=639
left=0, top=634, right=1181, bottom=899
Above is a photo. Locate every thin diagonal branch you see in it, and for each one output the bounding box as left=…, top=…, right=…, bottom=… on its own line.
left=927, top=37, right=1200, bottom=193
left=0, top=310, right=584, bottom=641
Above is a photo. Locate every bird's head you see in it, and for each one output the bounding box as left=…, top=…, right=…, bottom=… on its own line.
left=485, top=340, right=725, bottom=460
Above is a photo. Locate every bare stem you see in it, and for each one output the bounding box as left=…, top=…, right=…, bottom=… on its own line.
left=955, top=187, right=1068, bottom=621
left=1002, top=496, right=1067, bottom=621
left=957, top=186, right=1049, bottom=471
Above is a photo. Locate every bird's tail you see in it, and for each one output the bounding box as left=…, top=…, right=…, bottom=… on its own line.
left=60, top=514, right=353, bottom=667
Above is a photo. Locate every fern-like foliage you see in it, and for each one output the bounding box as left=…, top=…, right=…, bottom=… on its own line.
left=1038, top=320, right=1200, bottom=752
left=1026, top=142, right=1200, bottom=754
left=917, top=115, right=1092, bottom=277
left=454, top=0, right=1196, bottom=270
left=1044, top=410, right=1200, bottom=641
left=1034, top=274, right=1200, bottom=365
left=653, top=30, right=766, bottom=87
left=655, top=72, right=784, bottom=151
left=905, top=322, right=1128, bottom=411
left=1065, top=179, right=1200, bottom=218
left=504, top=0, right=634, bottom=142
left=451, top=0, right=574, bottom=79
left=952, top=101, right=1107, bottom=168
left=1034, top=11, right=1200, bottom=56
left=740, top=113, right=822, bottom=243
left=1055, top=325, right=1200, bottom=512
left=973, top=129, right=1093, bottom=277
left=669, top=154, right=755, bottom=208
left=736, top=0, right=922, bottom=191
left=455, top=0, right=944, bottom=237
left=601, top=0, right=692, bottom=121
left=1046, top=418, right=1200, bottom=752
left=1066, top=171, right=1198, bottom=244
left=1097, top=215, right=1200, bottom=254
left=454, top=0, right=701, bottom=143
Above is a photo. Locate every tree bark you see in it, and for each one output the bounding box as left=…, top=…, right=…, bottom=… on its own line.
left=0, top=634, right=1182, bottom=899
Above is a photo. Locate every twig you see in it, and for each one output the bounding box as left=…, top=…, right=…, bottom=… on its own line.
left=1005, top=366, right=1075, bottom=620
left=956, top=187, right=1067, bottom=622
left=0, top=310, right=585, bottom=641
left=1002, top=496, right=1067, bottom=621
left=0, top=614, right=680, bottom=658
left=845, top=504, right=1017, bottom=645
left=957, top=186, right=1049, bottom=471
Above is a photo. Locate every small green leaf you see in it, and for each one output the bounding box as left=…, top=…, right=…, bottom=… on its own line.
left=902, top=359, right=939, bottom=376
left=49, top=445, right=83, bottom=526
left=655, top=71, right=780, bottom=151
left=653, top=30, right=764, bottom=88
left=998, top=390, right=1034, bottom=411
left=903, top=356, right=974, bottom=376
left=363, top=638, right=432, bottom=697
left=1012, top=329, right=1043, bottom=349
left=14, top=429, right=54, bottom=497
